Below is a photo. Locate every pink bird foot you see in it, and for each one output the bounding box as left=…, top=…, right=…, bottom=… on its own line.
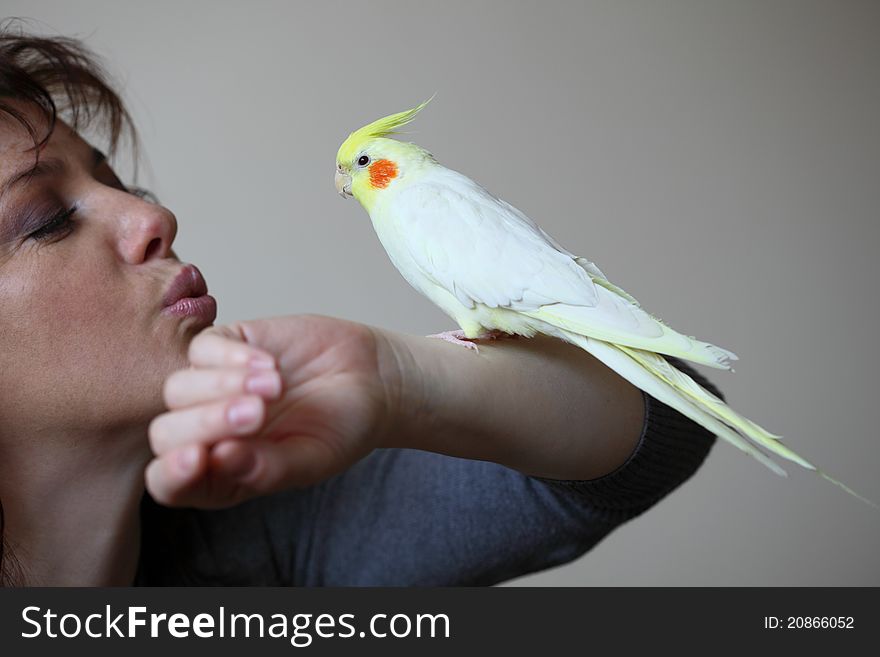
left=426, top=329, right=481, bottom=352
left=426, top=329, right=516, bottom=353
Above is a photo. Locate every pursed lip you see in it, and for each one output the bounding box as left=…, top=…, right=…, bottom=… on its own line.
left=162, top=264, right=208, bottom=307
left=161, top=263, right=217, bottom=324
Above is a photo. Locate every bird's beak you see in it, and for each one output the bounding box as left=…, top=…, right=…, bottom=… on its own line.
left=335, top=170, right=353, bottom=198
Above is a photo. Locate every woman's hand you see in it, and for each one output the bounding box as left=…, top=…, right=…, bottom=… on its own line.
left=145, top=314, right=410, bottom=508
left=146, top=312, right=646, bottom=509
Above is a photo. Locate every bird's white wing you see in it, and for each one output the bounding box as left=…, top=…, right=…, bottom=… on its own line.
left=392, top=169, right=666, bottom=340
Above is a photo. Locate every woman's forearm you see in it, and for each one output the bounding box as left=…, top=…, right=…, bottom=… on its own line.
left=375, top=329, right=647, bottom=481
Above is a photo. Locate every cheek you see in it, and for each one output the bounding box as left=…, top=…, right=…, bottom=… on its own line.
left=6, top=251, right=123, bottom=344
left=0, top=251, right=179, bottom=431
left=367, top=159, right=398, bottom=188
left=0, top=255, right=120, bottom=385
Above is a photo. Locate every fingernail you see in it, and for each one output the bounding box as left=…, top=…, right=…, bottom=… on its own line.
left=248, top=353, right=276, bottom=370
left=245, top=371, right=281, bottom=398
left=177, top=446, right=199, bottom=474
left=227, top=397, right=262, bottom=430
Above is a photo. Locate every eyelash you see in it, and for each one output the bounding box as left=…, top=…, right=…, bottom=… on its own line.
left=28, top=186, right=160, bottom=243
left=29, top=204, right=77, bottom=242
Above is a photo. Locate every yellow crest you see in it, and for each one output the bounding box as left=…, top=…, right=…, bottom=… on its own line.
left=336, top=95, right=434, bottom=165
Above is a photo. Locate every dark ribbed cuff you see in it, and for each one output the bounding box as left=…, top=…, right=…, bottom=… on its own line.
left=534, top=358, right=722, bottom=523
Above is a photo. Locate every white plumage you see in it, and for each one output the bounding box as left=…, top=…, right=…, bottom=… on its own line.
left=376, top=167, right=737, bottom=368
left=335, top=103, right=876, bottom=508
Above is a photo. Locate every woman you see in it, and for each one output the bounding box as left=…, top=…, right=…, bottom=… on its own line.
left=0, top=27, right=722, bottom=586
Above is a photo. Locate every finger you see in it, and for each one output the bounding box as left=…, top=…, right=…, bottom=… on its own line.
left=144, top=443, right=208, bottom=506
left=149, top=394, right=266, bottom=455
left=146, top=440, right=257, bottom=509
left=188, top=330, right=275, bottom=370
left=234, top=435, right=353, bottom=495
left=147, top=437, right=360, bottom=509
left=164, top=367, right=282, bottom=409
left=209, top=438, right=258, bottom=480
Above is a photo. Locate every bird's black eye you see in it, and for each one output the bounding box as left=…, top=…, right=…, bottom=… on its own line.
left=357, top=155, right=370, bottom=167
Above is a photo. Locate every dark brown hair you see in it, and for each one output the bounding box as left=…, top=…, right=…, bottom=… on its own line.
left=0, top=18, right=141, bottom=586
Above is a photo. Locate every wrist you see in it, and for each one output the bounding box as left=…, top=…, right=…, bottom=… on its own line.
left=369, top=327, right=430, bottom=448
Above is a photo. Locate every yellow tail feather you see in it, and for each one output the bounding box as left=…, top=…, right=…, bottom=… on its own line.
left=558, top=331, right=790, bottom=476
left=617, top=345, right=879, bottom=509
left=618, top=346, right=804, bottom=463
left=557, top=330, right=879, bottom=509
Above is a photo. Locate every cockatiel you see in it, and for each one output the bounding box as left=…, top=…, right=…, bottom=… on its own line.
left=334, top=99, right=876, bottom=508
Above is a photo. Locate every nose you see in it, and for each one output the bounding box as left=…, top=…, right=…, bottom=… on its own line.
left=117, top=198, right=178, bottom=264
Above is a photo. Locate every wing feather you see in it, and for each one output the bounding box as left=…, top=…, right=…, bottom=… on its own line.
left=392, top=169, right=662, bottom=339
left=395, top=173, right=597, bottom=308
left=388, top=167, right=737, bottom=368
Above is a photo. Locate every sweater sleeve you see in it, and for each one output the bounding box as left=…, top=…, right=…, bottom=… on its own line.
left=135, top=356, right=721, bottom=586
left=530, top=356, right=723, bottom=525
left=287, top=356, right=721, bottom=585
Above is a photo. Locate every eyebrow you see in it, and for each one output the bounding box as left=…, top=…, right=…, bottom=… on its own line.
left=0, top=146, right=107, bottom=201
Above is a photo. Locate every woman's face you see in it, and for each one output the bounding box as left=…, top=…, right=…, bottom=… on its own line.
left=0, top=107, right=216, bottom=437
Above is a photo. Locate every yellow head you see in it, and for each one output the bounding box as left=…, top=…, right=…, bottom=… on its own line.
left=335, top=97, right=435, bottom=213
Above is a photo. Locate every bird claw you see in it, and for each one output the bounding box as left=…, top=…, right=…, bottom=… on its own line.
left=425, top=328, right=517, bottom=353
left=426, top=330, right=481, bottom=353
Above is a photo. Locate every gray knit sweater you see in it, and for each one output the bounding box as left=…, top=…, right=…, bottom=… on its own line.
left=134, top=356, right=721, bottom=586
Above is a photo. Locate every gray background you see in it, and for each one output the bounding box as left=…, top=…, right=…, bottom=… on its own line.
left=3, top=0, right=877, bottom=585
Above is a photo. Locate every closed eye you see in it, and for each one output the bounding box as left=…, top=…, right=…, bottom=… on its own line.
left=28, top=204, right=77, bottom=242
left=26, top=165, right=160, bottom=244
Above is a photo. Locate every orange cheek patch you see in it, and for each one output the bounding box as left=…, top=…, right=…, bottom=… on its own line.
left=368, top=159, right=398, bottom=189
